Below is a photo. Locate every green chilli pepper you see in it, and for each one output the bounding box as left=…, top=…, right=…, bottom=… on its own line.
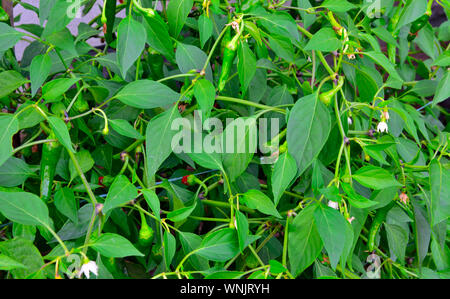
left=367, top=201, right=395, bottom=251
left=101, top=0, right=117, bottom=44
left=138, top=210, right=154, bottom=248
left=218, top=30, right=241, bottom=92
left=40, top=132, right=62, bottom=202
left=319, top=76, right=344, bottom=106
left=0, top=7, right=9, bottom=22
left=408, top=15, right=430, bottom=42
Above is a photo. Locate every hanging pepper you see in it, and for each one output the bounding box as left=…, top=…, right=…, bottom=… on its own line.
left=218, top=23, right=243, bottom=92
left=407, top=15, right=430, bottom=42
left=40, top=132, right=62, bottom=202
left=367, top=201, right=395, bottom=251
left=0, top=7, right=9, bottom=22
left=319, top=75, right=344, bottom=106
left=101, top=0, right=117, bottom=44
left=138, top=210, right=154, bottom=248
left=182, top=174, right=209, bottom=196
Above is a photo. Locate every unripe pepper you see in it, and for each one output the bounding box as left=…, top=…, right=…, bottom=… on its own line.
left=368, top=201, right=395, bottom=251
left=218, top=26, right=242, bottom=92
left=40, top=132, right=62, bottom=202
left=182, top=174, right=208, bottom=196
left=319, top=75, right=344, bottom=105
left=138, top=210, right=154, bottom=248
left=408, top=15, right=430, bottom=42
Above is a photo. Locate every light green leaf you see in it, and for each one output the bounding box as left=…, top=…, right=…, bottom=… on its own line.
left=92, top=233, right=144, bottom=258
left=0, top=115, right=19, bottom=167
left=196, top=228, right=240, bottom=262
left=0, top=157, right=33, bottom=187
left=320, top=0, right=356, bottom=12
left=103, top=175, right=138, bottom=214
left=47, top=116, right=75, bottom=152
left=167, top=0, right=193, bottom=38
left=0, top=71, right=29, bottom=98
left=304, top=28, right=341, bottom=52
left=241, top=189, right=281, bottom=218
left=41, top=78, right=81, bottom=103
left=0, top=23, right=24, bottom=52
left=113, top=80, right=180, bottom=109
left=0, top=191, right=50, bottom=227
left=109, top=119, right=144, bottom=140
left=54, top=187, right=78, bottom=223
left=432, top=71, right=450, bottom=107
left=30, top=54, right=52, bottom=97
left=353, top=165, right=403, bottom=190
left=237, top=42, right=257, bottom=93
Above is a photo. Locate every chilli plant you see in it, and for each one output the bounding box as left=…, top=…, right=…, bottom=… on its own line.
left=0, top=0, right=449, bottom=280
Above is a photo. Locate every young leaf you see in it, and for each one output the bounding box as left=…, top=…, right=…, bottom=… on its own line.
left=113, top=80, right=180, bottom=109
left=271, top=152, right=297, bottom=206
left=92, top=233, right=144, bottom=258
left=194, top=78, right=216, bottom=119
left=288, top=203, right=323, bottom=277
left=54, top=187, right=78, bottom=223
left=117, top=15, right=146, bottom=78
left=313, top=203, right=350, bottom=269
left=304, top=28, right=341, bottom=52
left=198, top=14, right=213, bottom=47
left=30, top=54, right=52, bottom=97
left=196, top=228, right=240, bottom=262
left=47, top=116, right=75, bottom=153
left=0, top=71, right=29, bottom=98
left=352, top=165, right=403, bottom=190
left=163, top=231, right=176, bottom=269
left=237, top=42, right=257, bottom=94
left=287, top=93, right=331, bottom=177
left=41, top=78, right=81, bottom=102
left=109, top=119, right=144, bottom=140
left=103, top=175, right=138, bottom=213
left=240, top=189, right=282, bottom=218
left=0, top=23, right=24, bottom=52
left=235, top=210, right=249, bottom=252
left=167, top=0, right=193, bottom=38
left=0, top=115, right=19, bottom=167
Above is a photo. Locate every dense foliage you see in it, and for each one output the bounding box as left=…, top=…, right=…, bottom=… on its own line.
left=0, top=0, right=449, bottom=279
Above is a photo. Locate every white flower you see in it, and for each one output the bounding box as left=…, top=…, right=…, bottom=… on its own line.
left=377, top=121, right=388, bottom=133
left=77, top=261, right=98, bottom=279
left=347, top=216, right=355, bottom=224
left=347, top=117, right=353, bottom=125
left=327, top=201, right=339, bottom=210
left=382, top=110, right=390, bottom=121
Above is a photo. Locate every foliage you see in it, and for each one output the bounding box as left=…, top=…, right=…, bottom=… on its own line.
left=0, top=0, right=449, bottom=279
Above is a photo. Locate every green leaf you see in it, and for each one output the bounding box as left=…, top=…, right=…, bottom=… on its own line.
left=167, top=200, right=197, bottom=222
left=271, top=152, right=297, bottom=206
left=92, top=233, right=144, bottom=258
left=41, top=78, right=81, bottom=103
left=341, top=182, right=378, bottom=209
left=432, top=71, right=450, bottom=107
left=235, top=210, right=249, bottom=252
left=288, top=203, right=323, bottom=277
left=429, top=159, right=450, bottom=226
left=194, top=79, right=216, bottom=119
left=0, top=238, right=44, bottom=278
left=0, top=157, right=33, bottom=187
left=0, top=23, right=24, bottom=52
left=141, top=12, right=175, bottom=61
left=363, top=51, right=403, bottom=86
left=0, top=254, right=27, bottom=271
left=176, top=42, right=213, bottom=81
left=313, top=203, right=350, bottom=269
left=179, top=231, right=209, bottom=270
left=68, top=150, right=94, bottom=181
left=0, top=115, right=19, bottom=167
left=241, top=189, right=281, bottom=218
left=304, top=28, right=341, bottom=52
left=54, top=187, right=78, bottom=223
left=163, top=230, right=177, bottom=269
left=396, top=0, right=428, bottom=30
left=196, top=228, right=240, bottom=262
left=113, top=80, right=180, bottom=109
left=237, top=42, right=257, bottom=94
left=287, top=93, right=331, bottom=177
left=0, top=191, right=50, bottom=227
left=109, top=119, right=144, bottom=140
left=0, top=71, right=28, bottom=98
left=353, top=165, right=403, bottom=190
left=222, top=117, right=258, bottom=182
left=142, top=189, right=161, bottom=220
left=47, top=116, right=75, bottom=152
left=117, top=15, right=147, bottom=78
left=320, top=0, right=356, bottom=12
left=385, top=223, right=408, bottom=264
left=30, top=54, right=52, bottom=97
left=268, top=34, right=295, bottom=63
left=103, top=175, right=138, bottom=213
left=167, top=0, right=193, bottom=38
left=145, top=105, right=181, bottom=178
left=198, top=14, right=213, bottom=47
